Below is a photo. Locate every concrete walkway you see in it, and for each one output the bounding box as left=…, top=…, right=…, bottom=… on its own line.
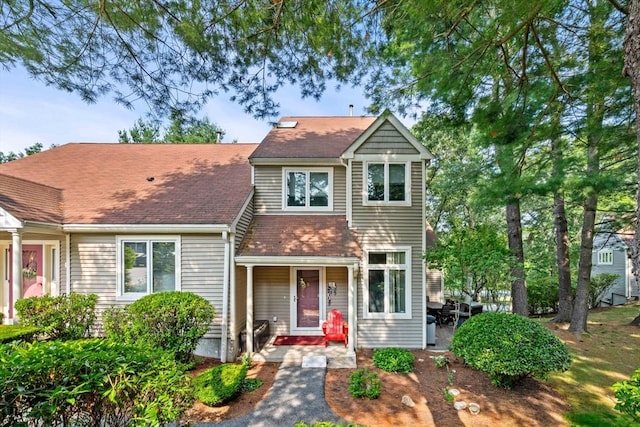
left=197, top=356, right=346, bottom=427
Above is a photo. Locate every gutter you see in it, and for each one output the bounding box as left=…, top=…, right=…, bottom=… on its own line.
left=220, top=231, right=231, bottom=362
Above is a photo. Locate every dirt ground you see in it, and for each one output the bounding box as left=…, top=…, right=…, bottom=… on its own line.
left=183, top=348, right=569, bottom=426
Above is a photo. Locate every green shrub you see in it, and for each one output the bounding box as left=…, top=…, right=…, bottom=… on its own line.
left=15, top=293, right=98, bottom=340
left=194, top=363, right=248, bottom=406
left=0, top=339, right=193, bottom=427
left=373, top=347, right=414, bottom=373
left=613, top=367, right=640, bottom=422
left=527, top=275, right=559, bottom=315
left=589, top=273, right=619, bottom=308
left=348, top=367, right=381, bottom=399
left=241, top=377, right=263, bottom=392
left=0, top=325, right=39, bottom=343
left=103, top=291, right=215, bottom=363
left=451, top=312, right=572, bottom=388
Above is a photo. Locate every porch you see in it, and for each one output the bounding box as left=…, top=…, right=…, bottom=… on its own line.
left=250, top=335, right=357, bottom=368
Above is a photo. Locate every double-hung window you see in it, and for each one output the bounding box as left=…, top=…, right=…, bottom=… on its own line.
left=597, top=249, right=613, bottom=265
left=365, top=248, right=411, bottom=319
left=117, top=236, right=180, bottom=299
left=365, top=162, right=410, bottom=205
left=283, top=168, right=332, bottom=210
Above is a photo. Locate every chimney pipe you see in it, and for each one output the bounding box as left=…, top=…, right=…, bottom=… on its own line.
left=349, top=104, right=354, bottom=116
left=216, top=131, right=222, bottom=143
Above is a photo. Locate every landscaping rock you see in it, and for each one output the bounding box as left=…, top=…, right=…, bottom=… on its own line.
left=453, top=401, right=467, bottom=410
left=468, top=402, right=480, bottom=415
left=401, top=395, right=415, bottom=407
left=448, top=388, right=460, bottom=396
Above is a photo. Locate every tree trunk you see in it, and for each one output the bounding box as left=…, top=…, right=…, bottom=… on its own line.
left=506, top=200, right=528, bottom=315
left=569, top=2, right=606, bottom=337
left=570, top=191, right=598, bottom=336
left=554, top=191, right=573, bottom=322
left=623, top=0, right=640, bottom=322
left=550, top=109, right=573, bottom=323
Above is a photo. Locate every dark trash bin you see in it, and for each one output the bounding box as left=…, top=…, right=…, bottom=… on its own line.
left=239, top=320, right=270, bottom=352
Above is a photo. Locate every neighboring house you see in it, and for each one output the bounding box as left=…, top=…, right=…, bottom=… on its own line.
left=591, top=221, right=636, bottom=306
left=0, top=111, right=435, bottom=360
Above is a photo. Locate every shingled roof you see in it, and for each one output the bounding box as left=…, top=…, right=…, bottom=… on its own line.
left=249, top=116, right=376, bottom=160
left=237, top=215, right=361, bottom=258
left=0, top=143, right=257, bottom=225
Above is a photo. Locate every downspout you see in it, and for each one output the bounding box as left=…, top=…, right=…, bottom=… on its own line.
left=229, top=234, right=236, bottom=358
left=421, top=160, right=427, bottom=349
left=65, top=234, right=71, bottom=295
left=220, top=231, right=231, bottom=362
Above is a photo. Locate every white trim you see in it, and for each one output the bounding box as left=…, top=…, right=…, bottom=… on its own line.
left=250, top=158, right=343, bottom=166
left=363, top=246, right=412, bottom=320
left=346, top=159, right=353, bottom=227
left=230, top=189, right=255, bottom=232
left=0, top=207, right=22, bottom=229
left=290, top=266, right=326, bottom=334
left=65, top=234, right=71, bottom=295
left=362, top=161, right=411, bottom=207
left=282, top=167, right=334, bottom=211
left=235, top=256, right=360, bottom=267
left=64, top=224, right=230, bottom=233
left=220, top=232, right=230, bottom=362
left=115, top=235, right=182, bottom=301
left=354, top=154, right=425, bottom=162
left=421, top=160, right=427, bottom=349
left=597, top=248, right=614, bottom=265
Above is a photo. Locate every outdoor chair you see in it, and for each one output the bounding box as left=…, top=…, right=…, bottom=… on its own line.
left=322, top=309, right=348, bottom=347
left=437, top=304, right=455, bottom=327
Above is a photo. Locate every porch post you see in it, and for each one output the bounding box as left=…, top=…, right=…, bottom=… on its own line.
left=347, top=264, right=356, bottom=358
left=11, top=231, right=22, bottom=322
left=246, top=265, right=254, bottom=354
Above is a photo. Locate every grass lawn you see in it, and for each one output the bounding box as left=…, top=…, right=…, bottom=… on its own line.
left=544, top=302, right=640, bottom=426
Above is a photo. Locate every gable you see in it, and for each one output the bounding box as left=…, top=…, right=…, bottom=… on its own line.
left=354, top=121, right=420, bottom=155
left=341, top=111, right=433, bottom=160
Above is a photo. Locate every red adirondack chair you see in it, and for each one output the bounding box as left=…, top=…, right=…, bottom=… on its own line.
left=322, top=309, right=348, bottom=347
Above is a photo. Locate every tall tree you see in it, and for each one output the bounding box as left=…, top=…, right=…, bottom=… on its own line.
left=0, top=143, right=44, bottom=163
left=119, top=112, right=224, bottom=143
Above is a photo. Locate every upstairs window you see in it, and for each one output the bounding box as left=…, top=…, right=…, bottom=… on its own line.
left=365, top=162, right=410, bottom=205
left=283, top=168, right=332, bottom=210
left=117, top=236, right=180, bottom=299
left=597, top=249, right=613, bottom=265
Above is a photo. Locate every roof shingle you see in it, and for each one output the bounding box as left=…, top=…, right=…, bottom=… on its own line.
left=0, top=143, right=257, bottom=225
left=237, top=215, right=361, bottom=258
left=249, top=116, right=376, bottom=159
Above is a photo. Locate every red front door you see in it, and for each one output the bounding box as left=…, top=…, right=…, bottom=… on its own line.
left=8, top=244, right=44, bottom=317
left=296, top=269, right=320, bottom=328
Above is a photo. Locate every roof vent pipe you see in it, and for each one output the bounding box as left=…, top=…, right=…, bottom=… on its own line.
left=216, top=131, right=222, bottom=143
left=349, top=104, right=354, bottom=116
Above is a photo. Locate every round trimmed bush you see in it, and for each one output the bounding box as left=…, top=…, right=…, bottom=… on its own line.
left=451, top=312, right=572, bottom=388
left=103, top=291, right=215, bottom=363
left=373, top=347, right=414, bottom=373
left=194, top=363, right=248, bottom=406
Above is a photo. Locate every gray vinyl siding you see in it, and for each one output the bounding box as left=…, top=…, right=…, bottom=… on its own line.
left=234, top=196, right=254, bottom=252
left=326, top=267, right=348, bottom=316
left=354, top=121, right=419, bottom=155
left=591, top=248, right=629, bottom=303
left=181, top=235, right=225, bottom=337
left=253, top=266, right=291, bottom=336
left=253, top=165, right=346, bottom=214
left=69, top=234, right=117, bottom=334
left=352, top=161, right=425, bottom=348
left=69, top=233, right=226, bottom=337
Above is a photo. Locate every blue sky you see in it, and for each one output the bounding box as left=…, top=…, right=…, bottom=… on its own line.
left=0, top=66, right=374, bottom=153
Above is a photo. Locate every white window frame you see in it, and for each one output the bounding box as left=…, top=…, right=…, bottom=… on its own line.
left=597, top=248, right=613, bottom=265
left=116, top=235, right=181, bottom=301
left=363, top=246, right=412, bottom=320
left=363, top=161, right=411, bottom=206
left=282, top=167, right=333, bottom=211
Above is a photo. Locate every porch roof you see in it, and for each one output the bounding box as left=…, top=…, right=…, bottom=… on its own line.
left=0, top=174, right=64, bottom=223
left=236, top=215, right=361, bottom=259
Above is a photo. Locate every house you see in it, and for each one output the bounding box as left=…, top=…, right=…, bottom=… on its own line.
left=0, top=111, right=436, bottom=360
left=591, top=221, right=637, bottom=306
